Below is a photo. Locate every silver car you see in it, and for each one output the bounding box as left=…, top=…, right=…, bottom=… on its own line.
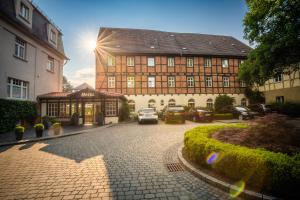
left=138, top=108, right=158, bottom=124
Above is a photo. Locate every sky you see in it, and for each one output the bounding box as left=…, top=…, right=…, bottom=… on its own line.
left=33, top=0, right=249, bottom=88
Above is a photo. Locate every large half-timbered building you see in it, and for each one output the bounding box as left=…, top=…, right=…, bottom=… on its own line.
left=95, top=28, right=251, bottom=112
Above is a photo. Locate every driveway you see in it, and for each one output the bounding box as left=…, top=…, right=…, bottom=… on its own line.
left=0, top=121, right=237, bottom=200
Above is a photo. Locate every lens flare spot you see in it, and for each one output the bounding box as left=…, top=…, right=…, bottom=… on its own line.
left=206, top=152, right=219, bottom=165
left=229, top=180, right=245, bottom=198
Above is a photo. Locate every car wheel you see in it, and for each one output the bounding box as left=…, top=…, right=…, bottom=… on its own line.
left=238, top=115, right=243, bottom=120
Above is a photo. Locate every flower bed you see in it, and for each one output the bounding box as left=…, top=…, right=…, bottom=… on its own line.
left=184, top=124, right=300, bottom=198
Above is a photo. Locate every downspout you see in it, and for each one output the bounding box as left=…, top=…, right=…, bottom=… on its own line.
left=34, top=45, right=37, bottom=100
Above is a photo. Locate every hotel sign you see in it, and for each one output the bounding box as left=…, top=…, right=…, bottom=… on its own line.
left=81, top=92, right=95, bottom=97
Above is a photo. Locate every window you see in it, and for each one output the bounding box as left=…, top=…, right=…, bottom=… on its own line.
left=187, top=58, right=194, bottom=67
left=187, top=76, right=194, bottom=87
left=148, top=76, right=155, bottom=88
left=48, top=103, right=58, bottom=117
left=168, top=99, right=176, bottom=107
left=108, top=76, right=115, bottom=88
left=148, top=57, right=155, bottom=67
left=276, top=96, right=284, bottom=103
left=148, top=99, right=156, bottom=108
left=240, top=80, right=246, bottom=87
left=168, top=76, right=175, bottom=87
left=7, top=78, right=28, bottom=99
left=188, top=99, right=195, bottom=108
left=15, top=37, right=26, bottom=59
left=50, top=30, right=57, bottom=44
left=205, top=76, right=212, bottom=87
left=206, top=99, right=213, bottom=109
left=107, top=56, right=115, bottom=67
left=223, top=77, right=230, bottom=87
left=222, top=59, right=229, bottom=68
left=239, top=60, right=244, bottom=67
left=274, top=74, right=282, bottom=82
left=127, top=76, right=135, bottom=88
left=59, top=103, right=70, bottom=117
left=105, top=102, right=117, bottom=116
left=167, top=57, right=175, bottom=67
left=204, top=57, right=212, bottom=67
left=47, top=56, right=54, bottom=72
left=128, top=100, right=135, bottom=112
left=241, top=98, right=247, bottom=107
left=160, top=100, right=164, bottom=106
left=19, top=3, right=29, bottom=21
left=127, top=57, right=135, bottom=66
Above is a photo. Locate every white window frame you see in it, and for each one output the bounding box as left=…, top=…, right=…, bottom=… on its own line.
left=50, top=29, right=57, bottom=44
left=147, top=57, right=155, bottom=67
left=59, top=103, right=70, bottom=117
left=239, top=60, right=244, bottom=67
left=223, top=77, right=230, bottom=87
left=15, top=37, right=26, bottom=60
left=204, top=57, right=212, bottom=67
left=167, top=57, right=175, bottom=67
left=206, top=99, right=213, bottom=109
left=148, top=99, right=156, bottom=108
left=187, top=76, right=194, bottom=87
left=127, top=57, right=135, bottom=67
left=105, top=102, right=117, bottom=116
left=108, top=76, right=115, bottom=88
left=241, top=98, right=247, bottom=107
left=274, top=74, right=282, bottom=82
left=188, top=99, right=195, bottom=108
left=148, top=76, right=155, bottom=88
left=240, top=80, right=246, bottom=87
left=47, top=56, right=54, bottom=72
left=187, top=58, right=194, bottom=67
left=7, top=78, right=28, bottom=100
left=222, top=59, right=229, bottom=68
left=168, top=99, right=176, bottom=107
left=47, top=103, right=58, bottom=117
left=107, top=56, right=115, bottom=67
left=19, top=2, right=29, bottom=21
left=127, top=76, right=135, bottom=88
left=168, top=76, right=175, bottom=87
left=205, top=76, right=212, bottom=87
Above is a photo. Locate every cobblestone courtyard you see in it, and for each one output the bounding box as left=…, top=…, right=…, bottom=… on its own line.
left=0, top=121, right=238, bottom=200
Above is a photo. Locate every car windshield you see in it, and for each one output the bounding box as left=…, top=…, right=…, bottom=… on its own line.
left=235, top=107, right=248, bottom=112
left=140, top=108, right=155, bottom=113
left=168, top=107, right=184, bottom=111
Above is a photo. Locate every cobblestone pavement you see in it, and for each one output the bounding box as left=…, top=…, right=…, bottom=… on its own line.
left=0, top=121, right=239, bottom=200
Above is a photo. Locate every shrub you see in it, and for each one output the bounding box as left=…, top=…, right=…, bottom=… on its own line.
left=270, top=102, right=300, bottom=117
left=14, top=125, right=25, bottom=133
left=34, top=123, right=44, bottom=131
left=71, top=113, right=79, bottom=125
left=184, top=124, right=300, bottom=197
left=213, top=113, right=234, bottom=120
left=214, top=95, right=234, bottom=112
left=0, top=99, right=37, bottom=133
left=244, top=87, right=265, bottom=104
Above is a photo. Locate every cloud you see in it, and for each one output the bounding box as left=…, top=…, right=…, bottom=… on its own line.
left=67, top=67, right=95, bottom=88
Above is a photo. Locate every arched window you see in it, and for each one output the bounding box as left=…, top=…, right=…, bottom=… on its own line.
left=188, top=99, right=195, bottom=108
left=160, top=100, right=164, bottom=106
left=168, top=99, right=176, bottom=107
left=206, top=99, right=213, bottom=109
left=241, top=98, right=247, bottom=107
left=148, top=99, right=156, bottom=108
left=128, top=100, right=135, bottom=113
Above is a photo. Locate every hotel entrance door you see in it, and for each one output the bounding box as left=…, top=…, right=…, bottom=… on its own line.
left=84, top=103, right=101, bottom=124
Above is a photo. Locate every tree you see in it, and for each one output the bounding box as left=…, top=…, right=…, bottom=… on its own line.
left=214, top=95, right=234, bottom=112
left=239, top=0, right=300, bottom=84
left=63, top=76, right=73, bottom=92
left=244, top=87, right=265, bottom=104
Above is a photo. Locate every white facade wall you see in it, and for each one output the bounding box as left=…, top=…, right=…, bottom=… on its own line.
left=126, top=94, right=247, bottom=112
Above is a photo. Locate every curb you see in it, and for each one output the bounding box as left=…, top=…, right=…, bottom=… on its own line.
left=0, top=124, right=115, bottom=147
left=177, top=145, right=280, bottom=200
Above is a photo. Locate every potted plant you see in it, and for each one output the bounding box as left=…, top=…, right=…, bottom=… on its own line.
left=52, top=122, right=61, bottom=135
left=34, top=123, right=44, bottom=138
left=15, top=125, right=25, bottom=140
left=42, top=115, right=50, bottom=129
left=71, top=113, right=79, bottom=125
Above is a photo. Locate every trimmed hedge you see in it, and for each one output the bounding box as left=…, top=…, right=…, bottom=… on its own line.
left=184, top=124, right=300, bottom=197
left=270, top=102, right=300, bottom=117
left=0, top=99, right=37, bottom=133
left=213, top=113, right=234, bottom=120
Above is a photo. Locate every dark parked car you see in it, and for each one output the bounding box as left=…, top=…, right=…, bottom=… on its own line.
left=186, top=107, right=213, bottom=122
left=219, top=105, right=254, bottom=120
left=247, top=104, right=271, bottom=116
left=163, top=106, right=186, bottom=124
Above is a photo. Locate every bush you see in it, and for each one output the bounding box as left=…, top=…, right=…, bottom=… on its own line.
left=52, top=122, right=61, bottom=129
left=14, top=125, right=25, bottom=133
left=184, top=124, right=300, bottom=197
left=119, top=101, right=130, bottom=122
left=0, top=99, right=37, bottom=133
left=214, top=95, right=234, bottom=112
left=244, top=88, right=265, bottom=104
left=34, top=123, right=44, bottom=131
left=270, top=102, right=300, bottom=117
left=213, top=113, right=234, bottom=120
left=71, top=113, right=79, bottom=125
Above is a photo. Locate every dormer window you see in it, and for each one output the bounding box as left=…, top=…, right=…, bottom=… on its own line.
left=50, top=29, right=57, bottom=44
left=19, top=3, right=29, bottom=21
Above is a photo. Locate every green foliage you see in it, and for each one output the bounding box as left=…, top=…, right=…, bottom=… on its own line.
left=71, top=113, right=79, bottom=125
left=52, top=123, right=61, bottom=129
left=244, top=88, right=265, bottom=104
left=213, top=113, right=234, bottom=120
left=34, top=123, right=44, bottom=131
left=63, top=76, right=73, bottom=92
left=214, top=95, right=234, bottom=112
left=270, top=102, right=300, bottom=117
left=14, top=125, right=25, bottom=133
left=0, top=99, right=37, bottom=133
left=240, top=0, right=300, bottom=84
left=184, top=124, right=300, bottom=197
left=119, top=101, right=130, bottom=122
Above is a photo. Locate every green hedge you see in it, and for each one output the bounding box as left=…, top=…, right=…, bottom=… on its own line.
left=184, top=124, right=300, bottom=197
left=213, top=113, right=234, bottom=120
left=0, top=99, right=37, bottom=133
left=270, top=102, right=300, bottom=117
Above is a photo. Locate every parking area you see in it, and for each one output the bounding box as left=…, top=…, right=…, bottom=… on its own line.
left=0, top=121, right=238, bottom=200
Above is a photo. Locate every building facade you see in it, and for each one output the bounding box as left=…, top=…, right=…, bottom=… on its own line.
left=95, top=28, right=252, bottom=112
left=0, top=0, right=68, bottom=101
